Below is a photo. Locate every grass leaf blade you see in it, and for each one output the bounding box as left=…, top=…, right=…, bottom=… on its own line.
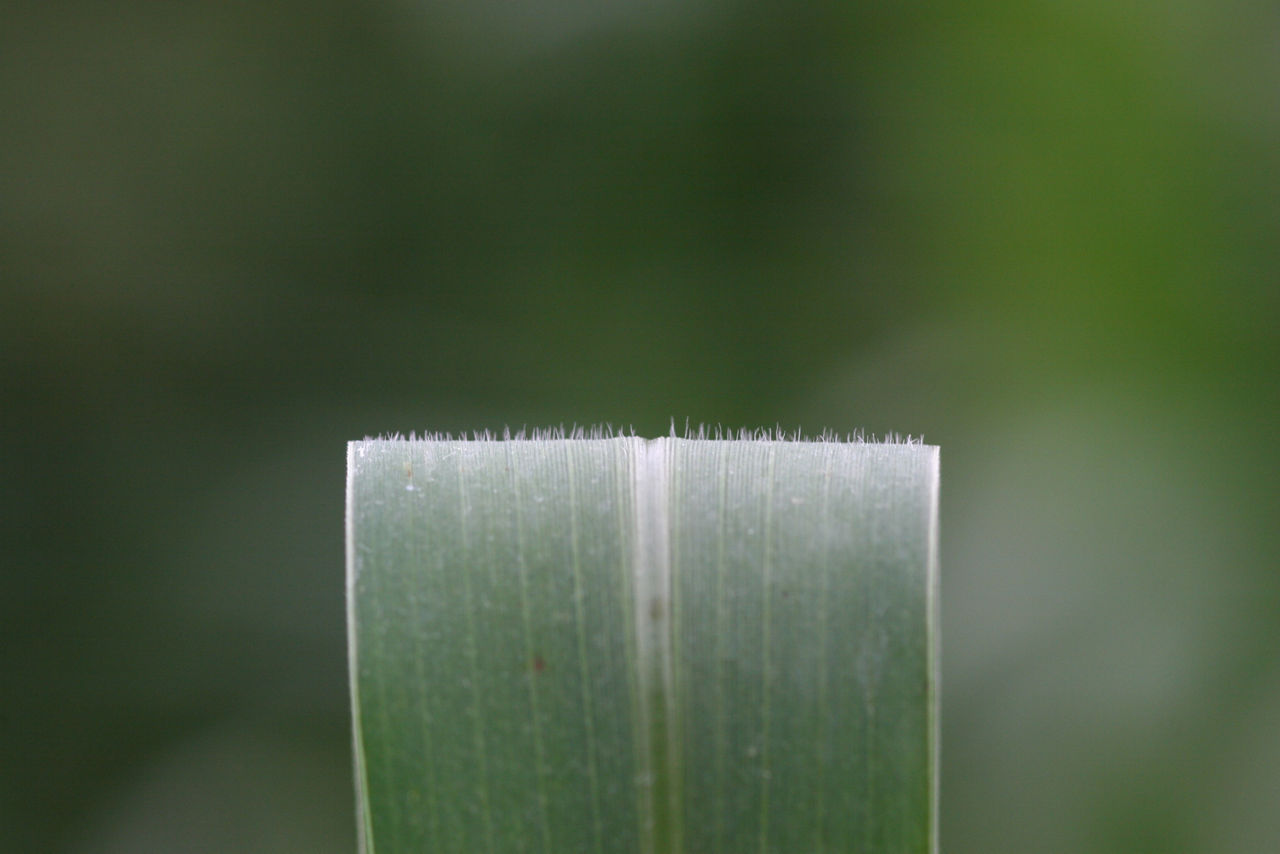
left=347, top=434, right=938, bottom=853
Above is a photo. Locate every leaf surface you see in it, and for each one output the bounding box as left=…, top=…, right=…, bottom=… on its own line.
left=347, top=435, right=938, bottom=854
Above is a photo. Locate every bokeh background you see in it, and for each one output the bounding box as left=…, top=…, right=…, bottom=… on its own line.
left=3, top=1, right=1277, bottom=851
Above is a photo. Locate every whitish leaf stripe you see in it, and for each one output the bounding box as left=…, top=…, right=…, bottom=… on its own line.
left=667, top=439, right=685, bottom=854
left=367, top=545, right=398, bottom=850
left=814, top=445, right=835, bottom=853
left=406, top=474, right=441, bottom=852
left=456, top=463, right=496, bottom=853
left=858, top=454, right=874, bottom=853
left=758, top=445, right=777, bottom=854
left=565, top=447, right=605, bottom=854
left=712, top=441, right=730, bottom=854
left=614, top=442, right=646, bottom=849
left=507, top=444, right=553, bottom=854
left=344, top=446, right=375, bottom=854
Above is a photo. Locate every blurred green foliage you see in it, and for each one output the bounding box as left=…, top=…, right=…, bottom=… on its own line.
left=2, top=0, right=1276, bottom=851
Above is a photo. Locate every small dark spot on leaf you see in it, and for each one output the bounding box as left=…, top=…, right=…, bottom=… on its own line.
left=649, top=597, right=664, bottom=622
left=532, top=654, right=546, bottom=673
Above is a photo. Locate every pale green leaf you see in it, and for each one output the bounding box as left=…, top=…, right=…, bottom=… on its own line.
left=347, top=434, right=938, bottom=854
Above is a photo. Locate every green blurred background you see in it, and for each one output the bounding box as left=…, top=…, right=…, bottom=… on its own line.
left=3, top=1, right=1277, bottom=851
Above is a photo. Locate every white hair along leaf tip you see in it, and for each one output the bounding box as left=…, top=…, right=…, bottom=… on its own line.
left=362, top=423, right=924, bottom=445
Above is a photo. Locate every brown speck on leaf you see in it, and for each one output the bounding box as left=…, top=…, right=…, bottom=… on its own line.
left=532, top=654, right=546, bottom=673
left=649, top=596, right=664, bottom=622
